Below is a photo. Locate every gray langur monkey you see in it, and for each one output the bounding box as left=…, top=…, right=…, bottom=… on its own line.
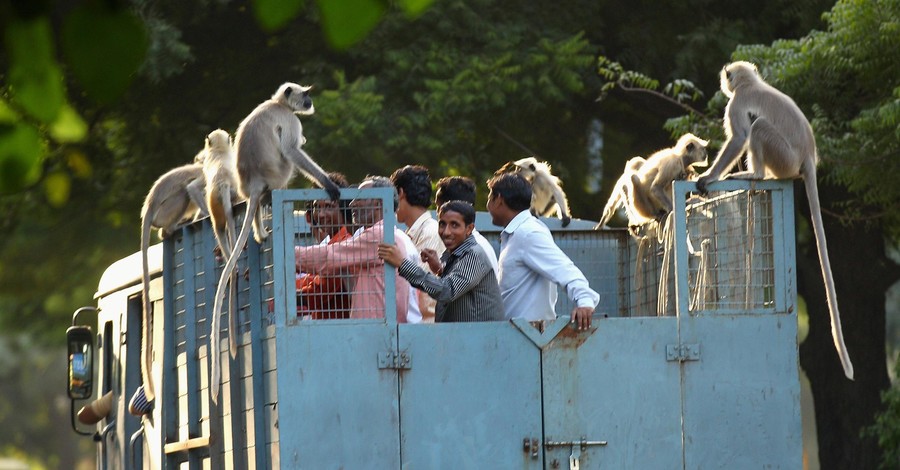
left=140, top=161, right=209, bottom=402
left=203, top=129, right=240, bottom=260
left=695, top=61, right=853, bottom=380
left=202, top=129, right=242, bottom=358
left=210, top=82, right=341, bottom=402
left=595, top=156, right=646, bottom=228
left=496, top=157, right=572, bottom=226
left=596, top=133, right=708, bottom=228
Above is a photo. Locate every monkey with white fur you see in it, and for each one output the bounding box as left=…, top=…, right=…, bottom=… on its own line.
left=202, top=129, right=243, bottom=358
left=496, top=157, right=572, bottom=226
left=203, top=129, right=240, bottom=258
left=140, top=161, right=208, bottom=402
left=210, top=83, right=341, bottom=402
left=696, top=61, right=853, bottom=379
left=596, top=156, right=645, bottom=228
left=597, top=133, right=708, bottom=228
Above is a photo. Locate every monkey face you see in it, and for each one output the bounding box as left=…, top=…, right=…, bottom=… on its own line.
left=277, top=82, right=316, bottom=115
left=676, top=133, right=709, bottom=169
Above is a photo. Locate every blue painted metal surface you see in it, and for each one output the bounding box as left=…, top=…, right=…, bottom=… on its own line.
left=541, top=317, right=683, bottom=469
left=397, top=322, right=543, bottom=468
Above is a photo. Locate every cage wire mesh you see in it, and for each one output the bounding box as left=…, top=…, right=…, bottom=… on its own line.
left=292, top=195, right=387, bottom=321
left=685, top=189, right=775, bottom=312
left=622, top=188, right=777, bottom=316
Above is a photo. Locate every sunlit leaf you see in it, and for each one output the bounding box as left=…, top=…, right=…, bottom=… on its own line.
left=66, top=150, right=93, bottom=179
left=49, top=104, right=88, bottom=143
left=61, top=5, right=149, bottom=103
left=43, top=171, right=71, bottom=207
left=396, top=0, right=433, bottom=17
left=253, top=0, right=305, bottom=31
left=4, top=18, right=65, bottom=123
left=0, top=98, right=18, bottom=123
left=0, top=123, right=45, bottom=193
left=316, top=0, right=385, bottom=49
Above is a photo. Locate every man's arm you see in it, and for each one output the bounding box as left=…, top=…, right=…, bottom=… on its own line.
left=296, top=223, right=383, bottom=274
left=398, top=253, right=489, bottom=304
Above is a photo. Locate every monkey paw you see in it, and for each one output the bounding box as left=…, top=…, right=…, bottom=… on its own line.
left=695, top=177, right=712, bottom=195
left=326, top=184, right=341, bottom=202
left=561, top=216, right=571, bottom=227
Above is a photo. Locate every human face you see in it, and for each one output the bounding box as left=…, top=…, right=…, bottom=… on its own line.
left=349, top=181, right=382, bottom=227
left=311, top=199, right=343, bottom=236
left=438, top=209, right=473, bottom=252
left=486, top=190, right=502, bottom=227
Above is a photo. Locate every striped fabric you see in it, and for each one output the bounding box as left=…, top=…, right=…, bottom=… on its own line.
left=128, top=385, right=153, bottom=417
left=398, top=236, right=504, bottom=322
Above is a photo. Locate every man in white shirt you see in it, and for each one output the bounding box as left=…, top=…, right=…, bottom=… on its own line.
left=391, top=165, right=444, bottom=323
left=486, top=172, right=599, bottom=330
left=434, top=176, right=499, bottom=273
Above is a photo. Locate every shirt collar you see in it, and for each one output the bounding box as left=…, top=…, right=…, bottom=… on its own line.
left=407, top=211, right=434, bottom=233
left=443, top=235, right=477, bottom=262
left=503, top=210, right=533, bottom=235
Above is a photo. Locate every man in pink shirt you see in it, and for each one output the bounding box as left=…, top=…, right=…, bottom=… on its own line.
left=295, top=176, right=410, bottom=322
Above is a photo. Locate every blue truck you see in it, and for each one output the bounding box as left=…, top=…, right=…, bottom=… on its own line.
left=66, top=180, right=801, bottom=469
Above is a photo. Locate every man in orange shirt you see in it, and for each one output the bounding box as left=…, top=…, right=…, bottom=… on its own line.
left=298, top=172, right=353, bottom=319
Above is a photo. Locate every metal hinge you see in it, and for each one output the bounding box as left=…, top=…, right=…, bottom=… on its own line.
left=377, top=351, right=411, bottom=370
left=666, top=343, right=701, bottom=362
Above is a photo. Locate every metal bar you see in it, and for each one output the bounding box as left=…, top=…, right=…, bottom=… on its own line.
left=181, top=225, right=201, bottom=469
left=162, top=235, right=178, bottom=468
left=201, top=221, right=224, bottom=470
left=246, top=232, right=269, bottom=469
left=672, top=181, right=691, bottom=318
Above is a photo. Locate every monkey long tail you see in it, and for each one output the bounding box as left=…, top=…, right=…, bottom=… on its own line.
left=802, top=163, right=854, bottom=380
left=210, top=193, right=258, bottom=403
left=140, top=215, right=157, bottom=402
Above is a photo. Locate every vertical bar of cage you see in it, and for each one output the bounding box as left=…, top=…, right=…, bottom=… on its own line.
left=272, top=191, right=294, bottom=329
left=200, top=217, right=225, bottom=468
left=180, top=226, right=202, bottom=467
left=244, top=229, right=269, bottom=469
left=378, top=188, right=398, bottom=324
left=162, top=235, right=178, bottom=468
left=673, top=181, right=692, bottom=317
left=771, top=181, right=792, bottom=313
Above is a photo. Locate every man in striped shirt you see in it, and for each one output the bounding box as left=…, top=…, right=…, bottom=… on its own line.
left=434, top=176, right=499, bottom=273
left=377, top=201, right=503, bottom=322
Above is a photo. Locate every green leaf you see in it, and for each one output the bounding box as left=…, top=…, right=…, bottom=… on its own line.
left=0, top=98, right=18, bottom=123
left=49, top=104, right=88, bottom=143
left=43, top=171, right=71, bottom=207
left=396, top=0, right=433, bottom=17
left=316, top=0, right=385, bottom=49
left=0, top=123, right=45, bottom=193
left=4, top=18, right=65, bottom=123
left=61, top=6, right=148, bottom=103
left=253, top=0, right=305, bottom=31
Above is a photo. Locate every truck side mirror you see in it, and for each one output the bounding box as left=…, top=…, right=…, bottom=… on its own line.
left=67, top=326, right=94, bottom=399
